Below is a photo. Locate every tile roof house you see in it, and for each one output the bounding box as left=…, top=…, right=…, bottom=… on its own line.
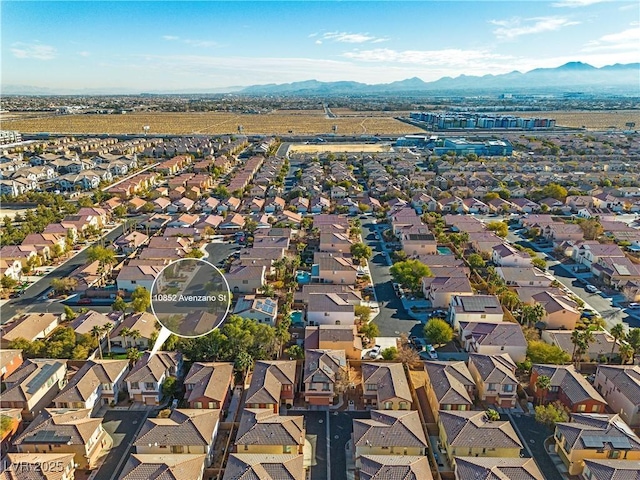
left=530, top=291, right=581, bottom=330
left=307, top=293, right=356, bottom=326
left=454, top=457, right=544, bottom=480
left=496, top=267, right=554, bottom=287
left=110, top=312, right=158, bottom=351
left=0, top=349, right=23, bottom=380
left=359, top=455, right=432, bottom=480
left=312, top=252, right=359, bottom=285
left=542, top=330, right=620, bottom=363
left=222, top=453, right=305, bottom=480
left=491, top=243, right=533, bottom=267
left=352, top=410, right=428, bottom=466
left=53, top=359, right=129, bottom=412
left=361, top=363, right=412, bottom=411
left=581, top=459, right=640, bottom=480
left=531, top=364, right=607, bottom=414
left=1, top=359, right=67, bottom=421
left=423, top=361, right=475, bottom=422
left=134, top=409, right=220, bottom=466
left=304, top=325, right=362, bottom=360
left=450, top=295, right=504, bottom=331
left=303, top=349, right=346, bottom=407
left=553, top=413, right=640, bottom=475
left=14, top=408, right=112, bottom=469
left=245, top=361, right=296, bottom=413
left=0, top=313, right=61, bottom=347
left=119, top=453, right=207, bottom=480
left=125, top=351, right=183, bottom=405
left=438, top=410, right=523, bottom=467
left=2, top=452, right=76, bottom=480
left=593, top=365, right=640, bottom=427
left=233, top=295, right=278, bottom=325
left=468, top=353, right=518, bottom=408
left=225, top=265, right=266, bottom=294
left=235, top=409, right=305, bottom=455
left=184, top=362, right=234, bottom=411
left=116, top=264, right=165, bottom=293
left=459, top=321, right=527, bottom=363
left=422, top=276, right=474, bottom=309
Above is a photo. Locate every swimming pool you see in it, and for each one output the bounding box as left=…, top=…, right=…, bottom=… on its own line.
left=290, top=310, right=305, bottom=326
left=437, top=246, right=453, bottom=255
left=296, top=271, right=311, bottom=284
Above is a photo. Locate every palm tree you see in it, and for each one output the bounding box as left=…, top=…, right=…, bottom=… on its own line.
left=575, top=328, right=595, bottom=371
left=610, top=323, right=626, bottom=363
left=102, top=323, right=113, bottom=355
left=486, top=409, right=500, bottom=421
left=126, top=348, right=141, bottom=367
left=535, top=375, right=551, bottom=406
left=129, top=330, right=141, bottom=349
left=91, top=325, right=104, bottom=359
left=619, top=343, right=634, bottom=365
left=571, top=329, right=582, bottom=366
left=119, top=327, right=131, bottom=349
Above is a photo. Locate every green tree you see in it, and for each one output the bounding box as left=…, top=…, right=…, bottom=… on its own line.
left=350, top=242, right=373, bottom=264
left=467, top=253, right=486, bottom=270
left=423, top=318, right=453, bottom=347
left=486, top=409, right=500, bottom=421
left=535, top=374, right=551, bottom=405
left=609, top=323, right=626, bottom=362
left=91, top=325, right=104, bottom=359
left=1, top=275, right=19, bottom=290
left=127, top=347, right=142, bottom=366
left=86, top=245, right=116, bottom=270
left=381, top=346, right=398, bottom=360
left=499, top=291, right=521, bottom=312
left=531, top=257, right=547, bottom=270
left=130, top=286, right=151, bottom=313
left=234, top=350, right=254, bottom=377
left=390, top=259, right=432, bottom=294
left=535, top=401, right=569, bottom=428
left=112, top=296, right=127, bottom=313
left=626, top=328, right=640, bottom=362
left=521, top=303, right=546, bottom=327
left=0, top=415, right=14, bottom=435
left=486, top=221, right=508, bottom=238
left=354, top=305, right=372, bottom=324
left=285, top=344, right=305, bottom=360
left=63, top=305, right=77, bottom=321
left=359, top=322, right=380, bottom=341
left=185, top=248, right=204, bottom=258
left=50, top=277, right=77, bottom=295
left=161, top=377, right=178, bottom=398
left=527, top=340, right=571, bottom=364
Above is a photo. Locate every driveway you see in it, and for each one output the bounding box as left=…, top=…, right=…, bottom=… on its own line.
left=509, top=413, right=561, bottom=480
left=92, top=410, right=149, bottom=480
left=289, top=410, right=328, bottom=480
left=329, top=411, right=370, bottom=479
left=361, top=220, right=422, bottom=337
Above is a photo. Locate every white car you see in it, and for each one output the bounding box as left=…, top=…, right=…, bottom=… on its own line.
left=368, top=345, right=382, bottom=358
left=585, top=284, right=598, bottom=294
left=426, top=344, right=438, bottom=359
left=628, top=303, right=640, bottom=309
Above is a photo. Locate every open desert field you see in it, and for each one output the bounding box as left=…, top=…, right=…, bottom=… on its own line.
left=1, top=111, right=423, bottom=136
left=503, top=110, right=640, bottom=130
left=288, top=143, right=393, bottom=154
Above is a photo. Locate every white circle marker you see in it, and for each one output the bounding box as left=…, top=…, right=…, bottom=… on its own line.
left=149, top=258, right=231, bottom=355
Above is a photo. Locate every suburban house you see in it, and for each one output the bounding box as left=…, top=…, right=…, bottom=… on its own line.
left=581, top=459, right=640, bottom=480
left=593, top=365, right=640, bottom=428
left=361, top=363, right=412, bottom=411
left=235, top=409, right=305, bottom=454
left=306, top=293, right=356, bottom=326
left=303, top=349, right=346, bottom=407
left=400, top=233, right=437, bottom=256
left=542, top=330, right=620, bottom=362
left=134, top=409, right=219, bottom=466
left=3, top=453, right=76, bottom=480
left=491, top=243, right=532, bottom=267
left=531, top=364, right=608, bottom=413
left=454, top=457, right=544, bottom=480
left=0, top=313, right=61, bottom=347
left=304, top=325, right=363, bottom=360
left=223, top=454, right=304, bottom=480
left=572, top=242, right=625, bottom=270
left=359, top=456, right=432, bottom=480
left=245, top=360, right=296, bottom=413
left=422, top=276, right=474, bottom=308
left=0, top=349, right=23, bottom=380
left=423, top=361, right=475, bottom=421
left=450, top=295, right=504, bottom=331
left=531, top=291, right=581, bottom=330
left=53, top=359, right=129, bottom=412
left=353, top=410, right=428, bottom=466
left=183, top=362, right=234, bottom=411
left=14, top=408, right=112, bottom=469
left=119, top=454, right=207, bottom=480
left=125, top=351, right=183, bottom=405
left=496, top=267, right=554, bottom=287
left=553, top=413, right=640, bottom=475
left=319, top=232, right=354, bottom=254
left=459, top=321, right=527, bottom=363
left=116, top=264, right=164, bottom=293
left=225, top=265, right=266, bottom=294
left=232, top=295, right=278, bottom=325
left=312, top=253, right=359, bottom=285
left=438, top=410, right=523, bottom=467
left=110, top=312, right=158, bottom=351
left=1, top=359, right=67, bottom=421
left=468, top=353, right=518, bottom=408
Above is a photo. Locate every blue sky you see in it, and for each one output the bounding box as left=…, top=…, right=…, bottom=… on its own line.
left=2, top=1, right=638, bottom=92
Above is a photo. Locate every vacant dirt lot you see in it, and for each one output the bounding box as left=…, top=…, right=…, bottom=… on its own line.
left=1, top=111, right=423, bottom=136
left=502, top=110, right=640, bottom=129
left=288, top=143, right=393, bottom=154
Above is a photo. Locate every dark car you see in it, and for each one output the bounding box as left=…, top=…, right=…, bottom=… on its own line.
left=77, top=297, right=93, bottom=305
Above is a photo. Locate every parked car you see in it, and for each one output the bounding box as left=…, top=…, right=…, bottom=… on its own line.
left=628, top=303, right=640, bottom=309
left=77, top=297, right=92, bottom=305
left=426, top=344, right=438, bottom=359
left=585, top=284, right=599, bottom=294
left=368, top=345, right=382, bottom=358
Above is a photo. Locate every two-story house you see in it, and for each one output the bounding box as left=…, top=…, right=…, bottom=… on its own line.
left=423, top=361, right=475, bottom=422
left=183, top=362, right=234, bottom=412
left=454, top=457, right=543, bottom=480
left=304, top=324, right=363, bottom=360
left=234, top=409, right=305, bottom=455
left=468, top=353, right=518, bottom=408
left=245, top=360, right=296, bottom=412
left=593, top=365, right=640, bottom=428
left=459, top=321, right=527, bottom=363
left=223, top=453, right=304, bottom=480
left=450, top=295, right=503, bottom=332
left=303, top=349, right=346, bottom=407
left=125, top=351, right=182, bottom=405
left=422, top=276, right=474, bottom=309
left=361, top=363, right=412, bottom=411
left=120, top=453, right=207, bottom=480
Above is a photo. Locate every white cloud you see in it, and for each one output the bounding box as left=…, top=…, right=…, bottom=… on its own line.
left=308, top=33, right=318, bottom=38
left=342, top=48, right=513, bottom=67
left=552, top=0, right=611, bottom=7
left=320, top=31, right=388, bottom=44
left=162, top=35, right=216, bottom=48
left=582, top=26, right=640, bottom=52
left=11, top=42, right=57, bottom=60
left=490, top=16, right=580, bottom=39
left=78, top=51, right=90, bottom=57
left=162, top=35, right=180, bottom=41
left=315, top=40, right=322, bottom=45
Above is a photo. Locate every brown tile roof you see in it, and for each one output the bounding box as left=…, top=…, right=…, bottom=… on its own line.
left=532, top=364, right=606, bottom=405
left=361, top=363, right=412, bottom=405
left=353, top=410, right=427, bottom=449
left=454, top=457, right=544, bottom=480
left=595, top=365, right=640, bottom=405
left=111, top=312, right=158, bottom=339
left=222, top=454, right=304, bottom=480
left=184, top=362, right=234, bottom=405
left=125, top=351, right=181, bottom=384
left=303, top=350, right=346, bottom=385
left=460, top=321, right=527, bottom=348
left=468, top=353, right=518, bottom=385
left=439, top=410, right=523, bottom=450
left=424, top=361, right=475, bottom=406
left=1, top=313, right=60, bottom=343
left=14, top=408, right=102, bottom=446
left=307, top=293, right=355, bottom=313
left=119, top=453, right=207, bottom=480
left=556, top=413, right=640, bottom=454
left=582, top=459, right=640, bottom=480
left=235, top=409, right=304, bottom=447
left=359, top=455, right=432, bottom=480
left=134, top=409, right=219, bottom=447
left=2, top=359, right=66, bottom=404
left=3, top=453, right=75, bottom=480
left=245, top=361, right=296, bottom=406
left=53, top=359, right=128, bottom=404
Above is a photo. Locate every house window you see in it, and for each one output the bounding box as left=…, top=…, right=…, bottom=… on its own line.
left=144, top=382, right=155, bottom=390
left=488, top=383, right=497, bottom=391
left=503, top=384, right=514, bottom=392
left=608, top=450, right=620, bottom=459
left=244, top=445, right=248, bottom=451
left=242, top=280, right=248, bottom=284
left=130, top=382, right=139, bottom=390
left=194, top=402, right=202, bottom=408
left=399, top=402, right=408, bottom=410
left=366, top=384, right=377, bottom=391
left=208, top=402, right=215, bottom=409
left=480, top=314, right=486, bottom=319
left=171, top=446, right=184, bottom=454
left=131, top=280, right=137, bottom=284
left=283, top=445, right=291, bottom=453
left=384, top=402, right=392, bottom=409
left=577, top=404, right=586, bottom=412
left=591, top=404, right=600, bottom=412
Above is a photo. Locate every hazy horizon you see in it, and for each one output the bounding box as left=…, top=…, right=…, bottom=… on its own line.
left=2, top=1, right=639, bottom=93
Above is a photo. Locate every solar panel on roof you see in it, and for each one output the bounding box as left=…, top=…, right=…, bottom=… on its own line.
left=582, top=436, right=604, bottom=448
left=26, top=362, right=61, bottom=394
left=460, top=297, right=496, bottom=312
left=23, top=430, right=72, bottom=444
left=610, top=437, right=632, bottom=449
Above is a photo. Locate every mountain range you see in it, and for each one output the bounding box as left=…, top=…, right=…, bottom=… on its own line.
left=3, top=62, right=638, bottom=96
left=239, top=62, right=640, bottom=95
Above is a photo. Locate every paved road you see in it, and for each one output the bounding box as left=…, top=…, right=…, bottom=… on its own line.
left=290, top=410, right=328, bottom=480
left=0, top=216, right=146, bottom=323
left=509, top=413, right=560, bottom=480
left=361, top=220, right=422, bottom=337
left=329, top=411, right=370, bottom=479
left=93, top=409, right=149, bottom=480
